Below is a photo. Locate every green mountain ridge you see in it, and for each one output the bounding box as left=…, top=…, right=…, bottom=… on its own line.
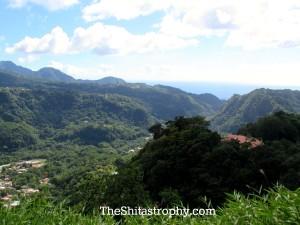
left=37, top=67, right=74, bottom=82
left=0, top=61, right=125, bottom=84
left=0, top=61, right=74, bottom=82
left=0, top=63, right=224, bottom=153
left=2, top=61, right=300, bottom=134
left=211, top=88, right=300, bottom=132
left=0, top=63, right=223, bottom=120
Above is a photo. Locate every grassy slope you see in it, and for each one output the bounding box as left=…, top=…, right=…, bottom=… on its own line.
left=1, top=186, right=299, bottom=225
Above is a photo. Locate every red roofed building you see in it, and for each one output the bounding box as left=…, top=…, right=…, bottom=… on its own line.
left=224, top=134, right=263, bottom=149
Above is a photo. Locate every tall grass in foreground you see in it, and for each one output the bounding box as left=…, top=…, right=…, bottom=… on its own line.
left=0, top=186, right=299, bottom=225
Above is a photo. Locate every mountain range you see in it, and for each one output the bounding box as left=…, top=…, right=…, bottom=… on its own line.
left=0, top=61, right=74, bottom=82
left=0, top=61, right=225, bottom=152
left=1, top=60, right=300, bottom=135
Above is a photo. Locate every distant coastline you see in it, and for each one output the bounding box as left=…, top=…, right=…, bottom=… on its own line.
left=141, top=81, right=300, bottom=99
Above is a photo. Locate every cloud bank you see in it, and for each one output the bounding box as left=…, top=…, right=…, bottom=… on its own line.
left=6, top=0, right=300, bottom=57
left=83, top=0, right=300, bottom=50
left=6, top=23, right=198, bottom=55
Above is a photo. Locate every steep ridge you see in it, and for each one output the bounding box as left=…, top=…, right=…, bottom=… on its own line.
left=211, top=88, right=300, bottom=132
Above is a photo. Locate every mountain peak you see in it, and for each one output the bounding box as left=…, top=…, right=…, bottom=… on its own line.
left=36, top=67, right=74, bottom=82
left=37, top=67, right=75, bottom=82
left=0, top=61, right=16, bottom=67
left=38, top=67, right=62, bottom=72
left=0, top=60, right=35, bottom=77
left=96, top=76, right=126, bottom=85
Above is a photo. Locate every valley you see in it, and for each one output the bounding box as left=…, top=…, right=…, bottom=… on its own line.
left=1, top=1, right=300, bottom=223
left=0, top=61, right=300, bottom=224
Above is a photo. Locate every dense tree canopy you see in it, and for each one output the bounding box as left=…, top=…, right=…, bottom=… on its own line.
left=238, top=111, right=300, bottom=142
left=0, top=121, right=38, bottom=152
left=105, top=114, right=300, bottom=209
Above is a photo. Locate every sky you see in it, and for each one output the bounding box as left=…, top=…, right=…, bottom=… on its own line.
left=1, top=0, right=300, bottom=88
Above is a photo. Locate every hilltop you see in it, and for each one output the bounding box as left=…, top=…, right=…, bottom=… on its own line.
left=211, top=88, right=300, bottom=132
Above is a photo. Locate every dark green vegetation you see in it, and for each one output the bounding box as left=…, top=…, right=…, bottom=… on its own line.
left=0, top=87, right=150, bottom=153
left=239, top=111, right=300, bottom=142
left=0, top=61, right=224, bottom=121
left=211, top=88, right=300, bottom=132
left=1, top=186, right=299, bottom=225
left=102, top=113, right=300, bottom=210
left=0, top=121, right=38, bottom=151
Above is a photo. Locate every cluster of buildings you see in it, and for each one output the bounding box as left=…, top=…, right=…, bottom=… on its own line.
left=0, top=159, right=47, bottom=208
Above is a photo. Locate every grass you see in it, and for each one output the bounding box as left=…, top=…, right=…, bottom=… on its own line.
left=0, top=186, right=299, bottom=225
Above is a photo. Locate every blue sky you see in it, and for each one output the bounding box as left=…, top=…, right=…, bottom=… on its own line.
left=1, top=0, right=300, bottom=87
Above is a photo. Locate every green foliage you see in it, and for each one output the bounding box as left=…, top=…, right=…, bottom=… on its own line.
left=204, top=186, right=300, bottom=225
left=0, top=67, right=224, bottom=155
left=67, top=169, right=112, bottom=213
left=0, top=197, right=114, bottom=225
left=158, top=188, right=182, bottom=207
left=0, top=87, right=151, bottom=153
left=0, top=121, right=38, bottom=152
left=0, top=66, right=223, bottom=124
left=114, top=117, right=224, bottom=207
left=0, top=186, right=299, bottom=225
left=59, top=123, right=145, bottom=146
left=105, top=165, right=151, bottom=209
left=12, top=171, right=41, bottom=189
left=239, top=111, right=300, bottom=142
left=211, top=88, right=300, bottom=132
left=108, top=114, right=300, bottom=209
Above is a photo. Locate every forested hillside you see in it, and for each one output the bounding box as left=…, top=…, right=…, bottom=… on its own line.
left=98, top=113, right=300, bottom=210
left=1, top=112, right=300, bottom=224
left=0, top=63, right=226, bottom=208
left=0, top=63, right=224, bottom=122
left=211, top=88, right=300, bottom=132
left=0, top=87, right=153, bottom=152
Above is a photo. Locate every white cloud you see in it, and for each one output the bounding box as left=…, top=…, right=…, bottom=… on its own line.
left=225, top=0, right=300, bottom=50
left=6, top=26, right=71, bottom=54
left=8, top=0, right=79, bottom=11
left=6, top=23, right=198, bottom=56
left=82, top=0, right=300, bottom=50
left=6, top=0, right=300, bottom=61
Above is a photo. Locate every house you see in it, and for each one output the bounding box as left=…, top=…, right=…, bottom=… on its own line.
left=40, top=178, right=49, bottom=185
left=1, top=194, right=13, bottom=201
left=21, top=188, right=40, bottom=195
left=10, top=200, right=20, bottom=207
left=0, top=180, right=12, bottom=188
left=224, top=134, right=263, bottom=149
